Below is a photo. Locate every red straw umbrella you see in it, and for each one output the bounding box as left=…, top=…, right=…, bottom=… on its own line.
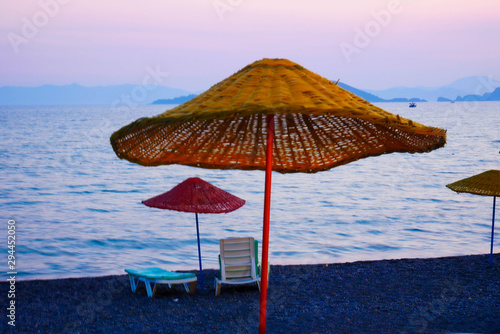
left=111, top=58, right=446, bottom=332
left=142, top=177, right=245, bottom=287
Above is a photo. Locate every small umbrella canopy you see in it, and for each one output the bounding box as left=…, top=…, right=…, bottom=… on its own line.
left=142, top=177, right=245, bottom=213
left=446, top=170, right=500, bottom=197
left=142, top=177, right=246, bottom=287
left=447, top=170, right=500, bottom=264
left=111, top=58, right=446, bottom=333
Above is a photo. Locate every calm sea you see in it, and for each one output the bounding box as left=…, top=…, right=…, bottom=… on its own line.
left=1, top=102, right=499, bottom=280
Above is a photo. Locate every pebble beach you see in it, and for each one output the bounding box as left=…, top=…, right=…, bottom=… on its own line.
left=1, top=253, right=499, bottom=333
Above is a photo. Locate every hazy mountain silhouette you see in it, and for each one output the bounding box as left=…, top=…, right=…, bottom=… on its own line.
left=364, top=76, right=500, bottom=102
left=338, top=83, right=426, bottom=102
left=151, top=94, right=197, bottom=104
left=337, top=83, right=386, bottom=102
left=2, top=76, right=498, bottom=105
left=0, top=83, right=191, bottom=105
left=455, top=87, right=500, bottom=101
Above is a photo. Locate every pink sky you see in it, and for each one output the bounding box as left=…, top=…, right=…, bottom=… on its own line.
left=1, top=0, right=499, bottom=92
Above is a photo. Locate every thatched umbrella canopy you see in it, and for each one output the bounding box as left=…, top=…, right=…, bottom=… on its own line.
left=111, top=58, right=446, bottom=333
left=111, top=58, right=445, bottom=172
left=447, top=170, right=500, bottom=264
left=447, top=170, right=500, bottom=197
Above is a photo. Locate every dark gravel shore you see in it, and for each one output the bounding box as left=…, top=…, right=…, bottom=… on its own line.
left=1, top=254, right=499, bottom=333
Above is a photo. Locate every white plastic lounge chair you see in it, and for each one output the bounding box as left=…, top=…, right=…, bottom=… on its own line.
left=215, top=237, right=261, bottom=296
left=125, top=267, right=197, bottom=298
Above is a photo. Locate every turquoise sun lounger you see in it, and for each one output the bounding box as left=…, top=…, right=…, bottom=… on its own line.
left=125, top=267, right=197, bottom=298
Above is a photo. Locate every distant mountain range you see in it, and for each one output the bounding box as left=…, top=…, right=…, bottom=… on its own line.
left=0, top=83, right=190, bottom=105
left=454, top=87, right=500, bottom=101
left=151, top=94, right=198, bottom=105
left=337, top=83, right=426, bottom=102
left=1, top=76, right=499, bottom=105
left=363, top=76, right=500, bottom=102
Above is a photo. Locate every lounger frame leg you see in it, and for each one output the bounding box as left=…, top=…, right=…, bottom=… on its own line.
left=144, top=278, right=154, bottom=297
left=129, top=275, right=139, bottom=292
left=215, top=279, right=222, bottom=296
left=184, top=281, right=196, bottom=294
left=151, top=282, right=158, bottom=298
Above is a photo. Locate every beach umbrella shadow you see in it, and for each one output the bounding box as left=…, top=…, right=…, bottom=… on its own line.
left=447, top=170, right=500, bottom=265
left=142, top=177, right=245, bottom=288
left=111, top=58, right=446, bottom=333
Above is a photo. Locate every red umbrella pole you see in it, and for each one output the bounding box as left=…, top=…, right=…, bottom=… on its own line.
left=259, top=114, right=274, bottom=334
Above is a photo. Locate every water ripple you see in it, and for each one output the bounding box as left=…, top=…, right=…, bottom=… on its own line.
left=1, top=103, right=499, bottom=280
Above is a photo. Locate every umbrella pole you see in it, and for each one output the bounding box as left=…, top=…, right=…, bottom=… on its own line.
left=195, top=212, right=204, bottom=288
left=490, top=196, right=496, bottom=265
left=259, top=114, right=274, bottom=334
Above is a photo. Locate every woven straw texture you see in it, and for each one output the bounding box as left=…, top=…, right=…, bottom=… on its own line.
left=142, top=177, right=245, bottom=214
left=446, top=170, right=500, bottom=197
left=111, top=58, right=446, bottom=173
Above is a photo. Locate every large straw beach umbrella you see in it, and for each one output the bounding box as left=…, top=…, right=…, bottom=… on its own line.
left=446, top=170, right=500, bottom=265
left=142, top=177, right=245, bottom=288
left=110, top=58, right=446, bottom=333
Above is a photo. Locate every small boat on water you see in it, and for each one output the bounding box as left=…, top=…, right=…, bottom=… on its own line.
left=409, top=102, right=417, bottom=108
